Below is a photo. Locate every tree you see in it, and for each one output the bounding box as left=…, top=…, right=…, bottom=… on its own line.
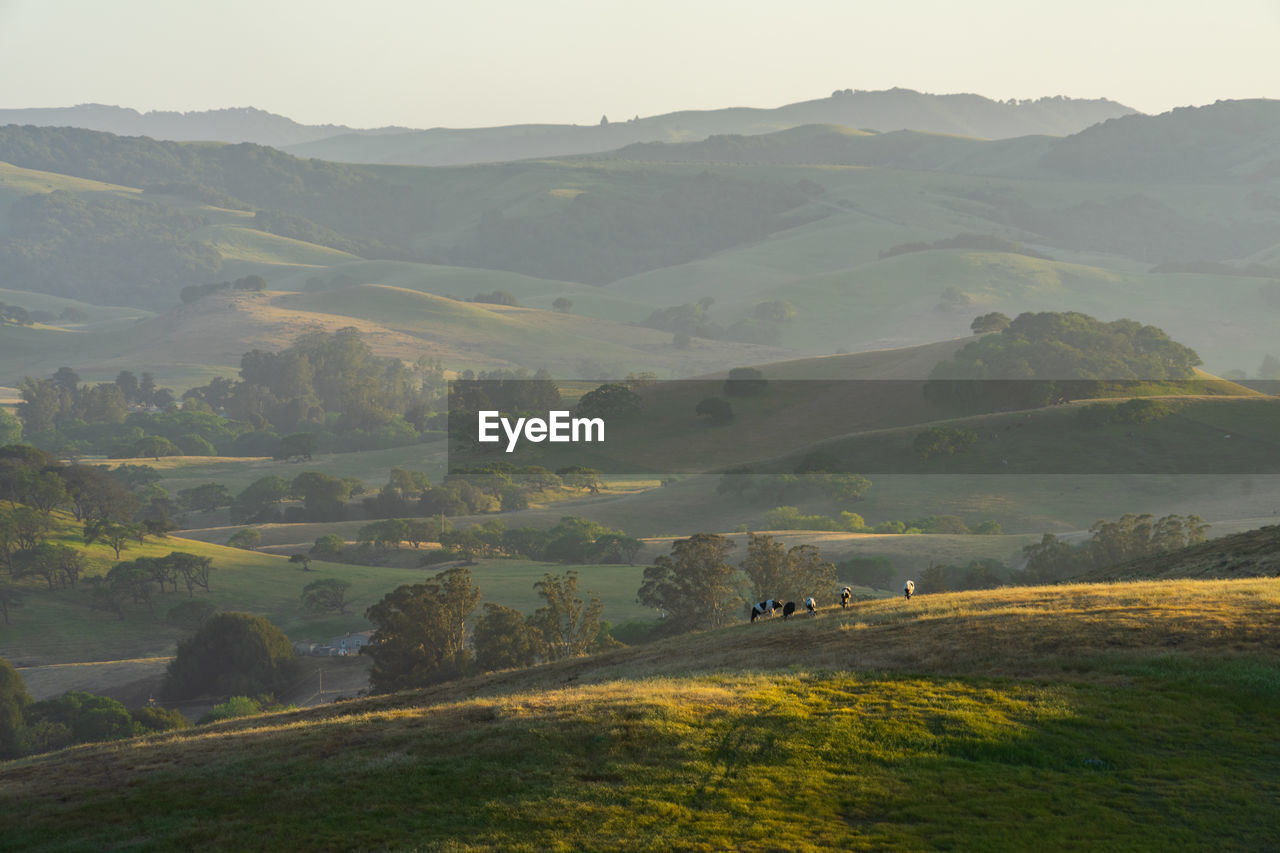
left=12, top=543, right=82, bottom=589
left=230, top=475, right=289, bottom=523
left=275, top=432, right=317, bottom=461
left=723, top=367, right=767, bottom=397
left=134, top=435, right=179, bottom=461
left=106, top=559, right=157, bottom=613
left=0, top=656, right=30, bottom=758
left=163, top=612, right=299, bottom=699
left=638, top=533, right=741, bottom=633
left=575, top=383, right=641, bottom=420
left=310, top=533, right=346, bottom=559
left=302, top=578, right=352, bottom=615
left=165, top=552, right=213, bottom=596
left=472, top=603, right=543, bottom=672
left=364, top=567, right=481, bottom=692
left=289, top=553, right=313, bottom=571
left=84, top=518, right=144, bottom=559
left=132, top=705, right=190, bottom=733
left=177, top=482, right=233, bottom=514
left=970, top=312, right=1011, bottom=334
left=26, top=691, right=137, bottom=745
left=1258, top=354, right=1280, bottom=380
left=558, top=466, right=602, bottom=495
left=0, top=584, right=23, bottom=625
left=115, top=370, right=140, bottom=404
left=739, top=532, right=788, bottom=603
left=552, top=297, right=573, bottom=313
left=227, top=528, right=262, bottom=551
left=591, top=532, right=642, bottom=565
left=531, top=571, right=604, bottom=661
left=739, top=533, right=836, bottom=604
left=61, top=464, right=137, bottom=521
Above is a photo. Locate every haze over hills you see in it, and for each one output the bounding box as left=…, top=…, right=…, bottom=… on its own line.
left=2, top=99, right=1279, bottom=377
left=0, top=104, right=410, bottom=148
left=282, top=88, right=1136, bottom=165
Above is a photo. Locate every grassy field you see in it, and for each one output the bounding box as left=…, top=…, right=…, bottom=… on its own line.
left=0, top=510, right=661, bottom=665
left=2, top=577, right=1277, bottom=850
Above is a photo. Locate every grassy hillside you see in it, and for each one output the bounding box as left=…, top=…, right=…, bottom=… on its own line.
left=271, top=258, right=654, bottom=323
left=2, top=578, right=1277, bottom=850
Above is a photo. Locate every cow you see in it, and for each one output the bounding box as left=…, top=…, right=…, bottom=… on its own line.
left=750, top=599, right=781, bottom=622
left=903, top=580, right=915, bottom=600
left=805, top=596, right=817, bottom=616
left=782, top=601, right=797, bottom=619
left=840, top=587, right=852, bottom=608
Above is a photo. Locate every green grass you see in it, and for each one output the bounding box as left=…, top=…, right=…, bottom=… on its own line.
left=2, top=578, right=1278, bottom=850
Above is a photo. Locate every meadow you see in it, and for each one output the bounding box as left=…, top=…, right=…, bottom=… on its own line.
left=2, top=578, right=1277, bottom=850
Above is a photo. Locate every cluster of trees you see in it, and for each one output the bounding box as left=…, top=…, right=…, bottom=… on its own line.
left=641, top=298, right=798, bottom=345
left=425, top=516, right=642, bottom=565
left=364, top=566, right=615, bottom=691
left=183, top=328, right=445, bottom=440
left=178, top=275, right=268, bottom=303
left=926, top=312, right=1203, bottom=410
left=89, top=552, right=214, bottom=620
left=14, top=334, right=450, bottom=460
left=17, top=367, right=176, bottom=437
left=0, top=445, right=224, bottom=626
left=638, top=532, right=837, bottom=634
left=0, top=658, right=189, bottom=759
left=1021, top=512, right=1210, bottom=582
left=762, top=507, right=1000, bottom=536
left=717, top=468, right=872, bottom=505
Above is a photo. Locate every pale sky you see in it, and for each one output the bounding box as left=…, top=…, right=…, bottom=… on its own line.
left=0, top=0, right=1277, bottom=128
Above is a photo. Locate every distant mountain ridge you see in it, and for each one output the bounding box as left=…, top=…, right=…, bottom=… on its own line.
left=0, top=104, right=411, bottom=148
left=283, top=88, right=1137, bottom=165
left=0, top=89, right=1135, bottom=166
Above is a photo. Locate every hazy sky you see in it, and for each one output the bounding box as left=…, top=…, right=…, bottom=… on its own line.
left=1, top=0, right=1276, bottom=128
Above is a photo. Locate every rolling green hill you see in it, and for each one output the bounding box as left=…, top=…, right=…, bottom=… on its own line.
left=2, top=578, right=1277, bottom=850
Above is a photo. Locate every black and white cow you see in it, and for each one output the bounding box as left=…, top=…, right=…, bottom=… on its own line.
left=782, top=601, right=797, bottom=619
left=840, top=587, right=852, bottom=608
left=805, top=596, right=817, bottom=616
left=750, top=599, right=781, bottom=622
left=903, top=580, right=915, bottom=600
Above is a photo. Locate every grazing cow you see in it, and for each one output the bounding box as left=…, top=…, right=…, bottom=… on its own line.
left=903, top=580, right=915, bottom=600
left=750, top=599, right=781, bottom=622
left=782, top=601, right=797, bottom=619
left=805, top=596, right=817, bottom=616
left=840, top=587, right=852, bottom=608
